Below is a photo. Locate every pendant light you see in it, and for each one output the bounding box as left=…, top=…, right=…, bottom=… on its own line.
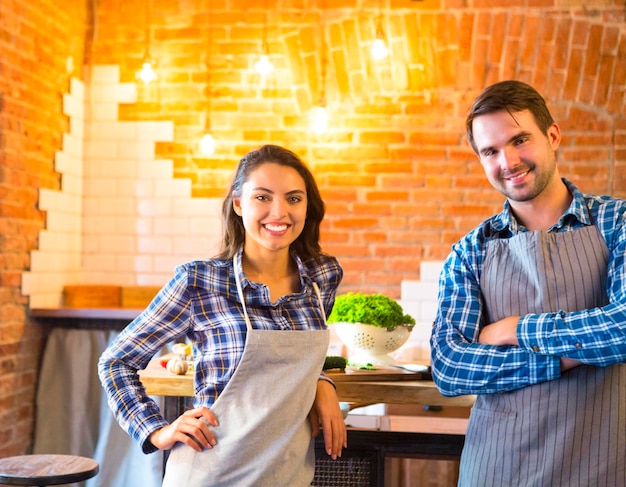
left=136, top=0, right=158, bottom=84
left=370, top=0, right=389, bottom=61
left=311, top=1, right=329, bottom=135
left=311, top=62, right=328, bottom=135
left=199, top=0, right=216, bottom=156
left=254, top=1, right=274, bottom=76
left=199, top=131, right=216, bottom=155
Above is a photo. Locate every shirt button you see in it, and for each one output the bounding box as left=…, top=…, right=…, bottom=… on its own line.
left=532, top=345, right=540, bottom=353
left=575, top=343, right=582, bottom=349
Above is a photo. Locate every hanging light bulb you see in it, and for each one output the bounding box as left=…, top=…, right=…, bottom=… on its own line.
left=254, top=0, right=273, bottom=76
left=311, top=0, right=329, bottom=135
left=197, top=0, right=216, bottom=157
left=371, top=24, right=389, bottom=60
left=255, top=54, right=273, bottom=76
left=312, top=105, right=328, bottom=135
left=199, top=131, right=216, bottom=156
left=198, top=89, right=216, bottom=156
left=136, top=57, right=158, bottom=84
left=311, top=97, right=329, bottom=135
left=136, top=0, right=158, bottom=84
left=254, top=42, right=274, bottom=76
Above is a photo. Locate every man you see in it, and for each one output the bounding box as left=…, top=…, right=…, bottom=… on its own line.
left=430, top=80, right=626, bottom=486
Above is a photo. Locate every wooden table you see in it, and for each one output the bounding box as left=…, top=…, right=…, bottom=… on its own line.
left=139, top=356, right=475, bottom=408
left=139, top=356, right=473, bottom=485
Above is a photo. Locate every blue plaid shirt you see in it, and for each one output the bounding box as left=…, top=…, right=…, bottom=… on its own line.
left=98, top=249, right=342, bottom=453
left=431, top=179, right=626, bottom=397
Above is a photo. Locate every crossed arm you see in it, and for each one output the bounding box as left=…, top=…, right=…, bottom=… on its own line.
left=477, top=316, right=581, bottom=372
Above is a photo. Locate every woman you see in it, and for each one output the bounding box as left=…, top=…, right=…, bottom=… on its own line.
left=98, top=145, right=347, bottom=486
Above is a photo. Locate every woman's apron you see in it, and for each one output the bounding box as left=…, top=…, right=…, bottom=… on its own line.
left=459, top=226, right=626, bottom=487
left=162, top=264, right=329, bottom=487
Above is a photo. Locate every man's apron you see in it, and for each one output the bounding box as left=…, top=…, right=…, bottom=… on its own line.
left=458, top=226, right=626, bottom=487
left=162, top=264, right=329, bottom=487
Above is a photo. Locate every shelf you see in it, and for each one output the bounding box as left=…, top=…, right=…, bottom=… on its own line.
left=29, top=307, right=143, bottom=330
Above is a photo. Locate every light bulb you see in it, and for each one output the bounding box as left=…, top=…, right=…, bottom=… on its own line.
left=136, top=60, right=158, bottom=84
left=254, top=54, right=274, bottom=76
left=312, top=105, right=328, bottom=135
left=199, top=132, right=216, bottom=156
left=371, top=37, right=389, bottom=60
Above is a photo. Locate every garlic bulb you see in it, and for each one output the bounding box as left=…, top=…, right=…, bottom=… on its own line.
left=166, top=357, right=189, bottom=375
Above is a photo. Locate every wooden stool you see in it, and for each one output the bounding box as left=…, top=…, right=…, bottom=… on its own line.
left=0, top=454, right=99, bottom=486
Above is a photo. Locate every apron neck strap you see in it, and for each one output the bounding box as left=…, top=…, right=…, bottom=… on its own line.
left=233, top=254, right=253, bottom=331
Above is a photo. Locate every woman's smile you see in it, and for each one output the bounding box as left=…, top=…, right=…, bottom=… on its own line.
left=263, top=222, right=290, bottom=234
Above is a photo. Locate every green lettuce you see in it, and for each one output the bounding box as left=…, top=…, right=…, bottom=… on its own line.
left=328, top=292, right=416, bottom=330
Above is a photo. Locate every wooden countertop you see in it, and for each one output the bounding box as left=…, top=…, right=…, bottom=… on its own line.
left=139, top=356, right=475, bottom=408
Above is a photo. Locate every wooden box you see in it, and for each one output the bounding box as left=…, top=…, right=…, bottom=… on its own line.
left=63, top=285, right=121, bottom=308
left=121, top=286, right=161, bottom=309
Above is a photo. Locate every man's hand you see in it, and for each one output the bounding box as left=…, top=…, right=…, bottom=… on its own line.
left=479, top=317, right=583, bottom=373
left=150, top=406, right=218, bottom=451
left=478, top=316, right=521, bottom=346
left=308, top=380, right=347, bottom=460
left=560, top=357, right=581, bottom=372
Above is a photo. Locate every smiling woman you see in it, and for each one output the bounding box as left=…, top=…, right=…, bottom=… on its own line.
left=98, top=144, right=347, bottom=487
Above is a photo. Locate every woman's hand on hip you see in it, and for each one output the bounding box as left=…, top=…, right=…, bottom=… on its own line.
left=150, top=406, right=219, bottom=451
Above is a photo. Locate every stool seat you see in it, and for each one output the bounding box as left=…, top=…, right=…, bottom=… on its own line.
left=0, top=454, right=99, bottom=486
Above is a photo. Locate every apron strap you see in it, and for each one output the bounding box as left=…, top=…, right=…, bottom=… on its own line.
left=233, top=255, right=253, bottom=331
left=312, top=282, right=325, bottom=323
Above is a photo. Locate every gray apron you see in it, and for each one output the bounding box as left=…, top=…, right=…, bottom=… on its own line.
left=459, top=225, right=626, bottom=487
left=162, top=263, right=329, bottom=487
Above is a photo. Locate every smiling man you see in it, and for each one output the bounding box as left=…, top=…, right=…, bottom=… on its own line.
left=430, top=80, right=626, bottom=487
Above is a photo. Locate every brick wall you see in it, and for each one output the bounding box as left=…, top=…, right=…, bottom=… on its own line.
left=89, top=0, right=626, bottom=296
left=0, top=0, right=625, bottom=457
left=0, top=0, right=90, bottom=458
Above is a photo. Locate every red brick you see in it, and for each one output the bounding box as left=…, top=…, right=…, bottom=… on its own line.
left=352, top=203, right=393, bottom=216
left=360, top=232, right=389, bottom=244
left=323, top=244, right=371, bottom=258
left=332, top=217, right=379, bottom=230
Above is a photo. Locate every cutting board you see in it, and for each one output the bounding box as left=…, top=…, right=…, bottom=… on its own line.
left=326, top=365, right=432, bottom=382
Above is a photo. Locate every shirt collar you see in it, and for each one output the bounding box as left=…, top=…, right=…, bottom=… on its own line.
left=233, top=247, right=311, bottom=289
left=490, top=178, right=592, bottom=233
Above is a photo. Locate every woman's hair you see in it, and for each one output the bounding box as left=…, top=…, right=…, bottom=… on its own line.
left=215, top=144, right=325, bottom=261
left=466, top=80, right=555, bottom=153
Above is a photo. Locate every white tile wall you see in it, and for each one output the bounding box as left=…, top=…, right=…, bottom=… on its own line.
left=22, top=65, right=223, bottom=308
left=22, top=76, right=87, bottom=308
left=393, top=261, right=443, bottom=362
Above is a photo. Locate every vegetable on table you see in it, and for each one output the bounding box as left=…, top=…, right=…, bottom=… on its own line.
left=323, top=356, right=348, bottom=371
left=166, top=357, right=189, bottom=375
left=327, top=292, right=416, bottom=330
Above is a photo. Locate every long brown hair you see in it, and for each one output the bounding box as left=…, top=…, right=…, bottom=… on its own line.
left=215, top=145, right=325, bottom=262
